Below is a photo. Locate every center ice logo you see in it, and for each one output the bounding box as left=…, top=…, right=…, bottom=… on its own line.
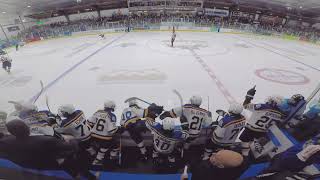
left=255, top=68, right=310, bottom=85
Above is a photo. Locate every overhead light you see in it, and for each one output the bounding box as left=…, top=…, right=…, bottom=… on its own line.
left=299, top=6, right=303, bottom=9
left=27, top=5, right=31, bottom=8
left=2, top=12, right=6, bottom=14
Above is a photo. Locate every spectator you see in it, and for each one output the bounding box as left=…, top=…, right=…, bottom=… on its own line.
left=181, top=150, right=248, bottom=180
left=0, top=119, right=97, bottom=180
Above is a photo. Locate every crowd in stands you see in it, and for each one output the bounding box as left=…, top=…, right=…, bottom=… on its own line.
left=14, top=13, right=320, bottom=43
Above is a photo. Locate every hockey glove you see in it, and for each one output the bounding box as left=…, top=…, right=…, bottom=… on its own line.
left=246, top=85, right=256, bottom=100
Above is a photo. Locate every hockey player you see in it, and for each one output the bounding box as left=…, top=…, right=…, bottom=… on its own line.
left=1, top=55, right=12, bottom=73
left=54, top=104, right=91, bottom=151
left=239, top=86, right=286, bottom=156
left=121, top=99, right=163, bottom=160
left=160, top=95, right=212, bottom=151
left=290, top=99, right=320, bottom=141
left=203, top=103, right=246, bottom=160
left=99, top=34, right=105, bottom=39
left=171, top=26, right=176, bottom=47
left=87, top=100, right=120, bottom=165
left=146, top=117, right=188, bottom=168
left=7, top=101, right=58, bottom=137
left=279, top=94, right=306, bottom=127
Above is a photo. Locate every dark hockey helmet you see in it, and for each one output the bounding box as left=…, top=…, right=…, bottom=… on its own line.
left=288, top=94, right=305, bottom=106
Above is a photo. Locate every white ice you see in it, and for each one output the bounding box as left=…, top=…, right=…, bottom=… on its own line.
left=1, top=32, right=320, bottom=122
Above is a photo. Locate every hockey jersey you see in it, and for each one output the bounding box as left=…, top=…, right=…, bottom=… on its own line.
left=88, top=109, right=118, bottom=140
left=8, top=110, right=55, bottom=136
left=245, top=103, right=285, bottom=132
left=212, top=113, right=246, bottom=145
left=121, top=106, right=148, bottom=128
left=146, top=119, right=187, bottom=154
left=170, top=104, right=212, bottom=138
left=55, top=110, right=90, bottom=141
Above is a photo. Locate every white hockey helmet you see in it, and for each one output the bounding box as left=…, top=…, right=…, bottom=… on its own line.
left=104, top=100, right=116, bottom=111
left=13, top=101, right=37, bottom=111
left=58, top=104, right=75, bottom=117
left=228, top=103, right=243, bottom=114
left=190, top=95, right=202, bottom=106
left=162, top=118, right=175, bottom=131
left=265, top=95, right=284, bottom=107
left=23, top=102, right=38, bottom=111
left=128, top=99, right=138, bottom=107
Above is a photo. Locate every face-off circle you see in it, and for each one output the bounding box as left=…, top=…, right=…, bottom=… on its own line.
left=147, top=38, right=229, bottom=56
left=255, top=68, right=310, bottom=85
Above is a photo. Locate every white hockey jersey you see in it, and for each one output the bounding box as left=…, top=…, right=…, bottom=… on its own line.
left=55, top=110, right=91, bottom=141
left=7, top=110, right=55, bottom=136
left=171, top=104, right=212, bottom=138
left=0, top=56, right=12, bottom=63
left=245, top=103, right=285, bottom=132
left=121, top=106, right=148, bottom=128
left=146, top=119, right=185, bottom=154
left=211, top=114, right=246, bottom=145
left=88, top=110, right=118, bottom=140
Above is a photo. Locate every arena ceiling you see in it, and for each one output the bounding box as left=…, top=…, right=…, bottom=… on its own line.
left=0, top=0, right=319, bottom=21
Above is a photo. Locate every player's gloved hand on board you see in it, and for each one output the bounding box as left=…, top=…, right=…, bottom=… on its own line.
left=47, top=113, right=61, bottom=126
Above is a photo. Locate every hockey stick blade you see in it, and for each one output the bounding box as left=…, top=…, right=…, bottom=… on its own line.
left=124, top=97, right=152, bottom=105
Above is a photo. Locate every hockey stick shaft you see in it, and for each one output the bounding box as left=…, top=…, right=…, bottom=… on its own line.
left=46, top=96, right=52, bottom=113
left=172, top=89, right=185, bottom=158
left=33, top=81, right=44, bottom=104
left=124, top=97, right=152, bottom=105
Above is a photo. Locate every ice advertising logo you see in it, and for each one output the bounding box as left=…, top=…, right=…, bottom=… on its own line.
left=255, top=68, right=310, bottom=85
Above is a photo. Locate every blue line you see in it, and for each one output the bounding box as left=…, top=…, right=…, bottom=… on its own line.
left=29, top=33, right=127, bottom=102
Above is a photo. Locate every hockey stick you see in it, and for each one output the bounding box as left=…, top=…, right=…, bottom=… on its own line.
left=45, top=95, right=52, bottom=113
left=118, top=131, right=122, bottom=166
left=33, top=80, right=44, bottom=104
left=124, top=97, right=152, bottom=105
left=172, top=89, right=185, bottom=158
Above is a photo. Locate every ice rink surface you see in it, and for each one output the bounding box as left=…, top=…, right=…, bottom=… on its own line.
left=1, top=31, right=319, bottom=120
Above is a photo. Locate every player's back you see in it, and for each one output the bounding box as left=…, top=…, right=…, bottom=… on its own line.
left=56, top=110, right=90, bottom=140
left=146, top=120, right=180, bottom=154
left=247, top=103, right=285, bottom=132
left=183, top=104, right=210, bottom=137
left=212, top=114, right=246, bottom=145
left=90, top=110, right=117, bottom=139
left=121, top=106, right=145, bottom=127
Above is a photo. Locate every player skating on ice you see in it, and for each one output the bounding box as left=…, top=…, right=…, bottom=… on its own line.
left=99, top=34, right=105, bottom=39
left=203, top=103, right=246, bottom=160
left=239, top=86, right=286, bottom=157
left=160, top=95, right=212, bottom=154
left=146, top=117, right=188, bottom=168
left=171, top=26, right=176, bottom=47
left=121, top=99, right=163, bottom=161
left=87, top=100, right=120, bottom=165
left=1, top=55, right=12, bottom=74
